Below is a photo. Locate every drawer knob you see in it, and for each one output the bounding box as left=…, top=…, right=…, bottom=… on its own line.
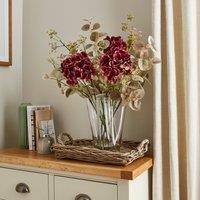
left=15, top=183, right=30, bottom=194
left=75, top=193, right=91, bottom=200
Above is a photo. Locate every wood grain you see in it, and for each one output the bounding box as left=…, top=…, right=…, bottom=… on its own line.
left=0, top=148, right=153, bottom=180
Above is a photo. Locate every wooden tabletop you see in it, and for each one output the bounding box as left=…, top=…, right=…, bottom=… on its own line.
left=0, top=148, right=152, bottom=180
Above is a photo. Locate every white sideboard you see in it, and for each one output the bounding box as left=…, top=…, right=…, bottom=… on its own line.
left=0, top=148, right=152, bottom=200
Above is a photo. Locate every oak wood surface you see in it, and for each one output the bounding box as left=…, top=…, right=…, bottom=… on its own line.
left=0, top=148, right=152, bottom=180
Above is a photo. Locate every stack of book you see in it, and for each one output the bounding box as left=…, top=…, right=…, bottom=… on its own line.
left=19, top=104, right=56, bottom=150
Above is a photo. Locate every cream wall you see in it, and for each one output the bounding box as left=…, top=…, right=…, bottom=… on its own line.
left=0, top=0, right=23, bottom=148
left=23, top=0, right=153, bottom=143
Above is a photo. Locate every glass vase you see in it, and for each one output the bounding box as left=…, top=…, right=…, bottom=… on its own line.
left=87, top=95, right=125, bottom=150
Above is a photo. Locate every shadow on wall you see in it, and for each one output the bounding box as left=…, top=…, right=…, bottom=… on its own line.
left=22, top=0, right=153, bottom=149
left=0, top=95, right=19, bottom=148
left=0, top=98, right=5, bottom=148
left=4, top=101, right=19, bottom=148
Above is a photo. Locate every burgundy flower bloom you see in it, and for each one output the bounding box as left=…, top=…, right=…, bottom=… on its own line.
left=100, top=49, right=132, bottom=83
left=61, top=52, right=96, bottom=86
left=104, top=36, right=127, bottom=53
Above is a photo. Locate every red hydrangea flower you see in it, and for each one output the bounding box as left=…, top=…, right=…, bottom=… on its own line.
left=61, top=52, right=96, bottom=86
left=104, top=36, right=127, bottom=53
left=100, top=49, right=132, bottom=83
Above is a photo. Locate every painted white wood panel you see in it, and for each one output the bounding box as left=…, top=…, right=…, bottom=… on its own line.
left=132, top=171, right=150, bottom=200
left=55, top=176, right=117, bottom=200
left=118, top=171, right=150, bottom=200
left=0, top=168, right=49, bottom=200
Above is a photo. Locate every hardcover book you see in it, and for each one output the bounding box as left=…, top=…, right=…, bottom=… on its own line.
left=19, top=103, right=32, bottom=149
left=27, top=105, right=50, bottom=150
left=35, top=109, right=56, bottom=145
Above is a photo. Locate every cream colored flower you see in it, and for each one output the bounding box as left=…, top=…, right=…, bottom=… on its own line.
left=128, top=88, right=145, bottom=111
left=147, top=36, right=157, bottom=53
left=121, top=86, right=145, bottom=111
left=42, top=74, right=49, bottom=80
left=49, top=69, right=63, bottom=79
left=151, top=57, right=161, bottom=64
left=129, top=100, right=142, bottom=111
left=138, top=58, right=153, bottom=71
left=47, top=29, right=57, bottom=39
left=129, top=88, right=145, bottom=101
left=49, top=42, right=58, bottom=52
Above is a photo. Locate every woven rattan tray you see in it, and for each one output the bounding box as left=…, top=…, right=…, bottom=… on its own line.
left=51, top=133, right=149, bottom=166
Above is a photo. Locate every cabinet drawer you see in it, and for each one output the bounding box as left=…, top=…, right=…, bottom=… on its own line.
left=0, top=168, right=48, bottom=200
left=55, top=176, right=117, bottom=200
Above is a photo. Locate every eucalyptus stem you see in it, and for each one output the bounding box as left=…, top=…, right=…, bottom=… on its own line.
left=114, top=100, right=122, bottom=115
left=53, top=36, right=70, bottom=51
left=82, top=43, right=86, bottom=52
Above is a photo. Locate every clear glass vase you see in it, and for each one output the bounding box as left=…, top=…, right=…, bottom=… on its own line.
left=87, top=95, right=125, bottom=150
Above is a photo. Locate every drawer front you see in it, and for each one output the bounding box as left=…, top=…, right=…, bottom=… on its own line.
left=55, top=176, right=117, bottom=200
left=0, top=168, right=48, bottom=200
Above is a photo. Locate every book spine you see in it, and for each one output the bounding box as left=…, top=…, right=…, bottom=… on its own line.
left=19, top=104, right=30, bottom=149
left=33, top=110, right=37, bottom=150
left=31, top=109, right=36, bottom=151
left=27, top=107, right=33, bottom=150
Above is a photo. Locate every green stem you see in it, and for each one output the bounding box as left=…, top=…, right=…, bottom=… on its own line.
left=80, top=81, right=97, bottom=110
left=114, top=100, right=122, bottom=115
left=53, top=36, right=70, bottom=51
left=82, top=43, right=86, bottom=52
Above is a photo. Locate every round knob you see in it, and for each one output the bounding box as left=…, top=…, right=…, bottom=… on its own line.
left=15, top=183, right=30, bottom=194
left=75, top=193, right=91, bottom=200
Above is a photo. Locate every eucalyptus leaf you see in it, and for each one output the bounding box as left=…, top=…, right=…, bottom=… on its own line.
left=90, top=32, right=99, bottom=42
left=97, top=40, right=110, bottom=49
left=85, top=44, right=93, bottom=49
left=110, top=91, right=121, bottom=100
left=99, top=32, right=107, bottom=37
left=81, top=24, right=90, bottom=31
left=103, top=40, right=110, bottom=49
left=92, top=23, right=100, bottom=30
left=65, top=88, right=74, bottom=97
left=88, top=51, right=93, bottom=57
left=57, top=81, right=61, bottom=88
left=132, top=75, right=144, bottom=82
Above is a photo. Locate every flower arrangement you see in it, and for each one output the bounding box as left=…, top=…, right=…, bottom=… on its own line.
left=44, top=14, right=160, bottom=149
left=44, top=14, right=160, bottom=111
